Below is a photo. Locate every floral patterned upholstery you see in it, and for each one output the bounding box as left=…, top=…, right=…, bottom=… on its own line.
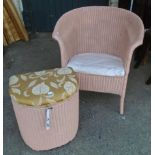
left=9, top=67, right=78, bottom=107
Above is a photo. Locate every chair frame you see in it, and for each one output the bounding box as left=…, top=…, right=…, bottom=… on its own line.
left=52, top=6, right=144, bottom=114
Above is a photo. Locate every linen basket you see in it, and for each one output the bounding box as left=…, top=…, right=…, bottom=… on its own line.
left=9, top=67, right=79, bottom=151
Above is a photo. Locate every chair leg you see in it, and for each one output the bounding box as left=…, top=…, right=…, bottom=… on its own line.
left=120, top=94, right=125, bottom=115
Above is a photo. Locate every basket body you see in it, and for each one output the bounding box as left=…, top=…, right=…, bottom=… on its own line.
left=12, top=91, right=79, bottom=151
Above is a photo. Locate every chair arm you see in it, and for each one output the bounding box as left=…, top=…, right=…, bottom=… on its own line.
left=52, top=31, right=77, bottom=67
left=121, top=17, right=144, bottom=74
left=52, top=34, right=68, bottom=67
left=122, top=39, right=144, bottom=75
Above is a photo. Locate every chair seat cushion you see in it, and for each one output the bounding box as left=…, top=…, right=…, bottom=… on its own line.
left=9, top=67, right=78, bottom=107
left=67, top=53, right=125, bottom=76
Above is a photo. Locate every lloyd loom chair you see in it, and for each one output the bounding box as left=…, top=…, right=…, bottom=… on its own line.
left=52, top=6, right=144, bottom=114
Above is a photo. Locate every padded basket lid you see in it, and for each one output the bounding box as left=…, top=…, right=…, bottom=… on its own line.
left=9, top=67, right=78, bottom=107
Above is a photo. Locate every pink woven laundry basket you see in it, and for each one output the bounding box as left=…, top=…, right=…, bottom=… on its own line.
left=9, top=68, right=79, bottom=151
left=11, top=92, right=79, bottom=151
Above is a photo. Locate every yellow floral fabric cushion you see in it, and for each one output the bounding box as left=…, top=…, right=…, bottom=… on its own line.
left=9, top=67, right=78, bottom=107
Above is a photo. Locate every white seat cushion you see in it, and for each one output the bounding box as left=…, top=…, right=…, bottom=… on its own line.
left=67, top=53, right=125, bottom=76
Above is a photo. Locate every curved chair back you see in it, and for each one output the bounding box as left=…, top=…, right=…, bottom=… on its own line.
left=53, top=7, right=144, bottom=58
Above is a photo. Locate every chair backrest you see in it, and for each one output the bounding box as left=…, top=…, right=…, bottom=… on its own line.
left=53, top=6, right=144, bottom=57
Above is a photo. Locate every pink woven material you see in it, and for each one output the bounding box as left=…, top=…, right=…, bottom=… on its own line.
left=52, top=6, right=144, bottom=114
left=12, top=92, right=79, bottom=151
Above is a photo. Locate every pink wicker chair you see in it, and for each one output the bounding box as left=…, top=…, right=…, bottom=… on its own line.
left=52, top=6, right=144, bottom=114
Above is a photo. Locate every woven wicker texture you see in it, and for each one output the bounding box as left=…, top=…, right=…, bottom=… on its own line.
left=12, top=91, right=79, bottom=151
left=52, top=6, right=144, bottom=114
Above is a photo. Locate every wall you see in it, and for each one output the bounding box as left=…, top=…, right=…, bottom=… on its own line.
left=109, top=0, right=119, bottom=7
